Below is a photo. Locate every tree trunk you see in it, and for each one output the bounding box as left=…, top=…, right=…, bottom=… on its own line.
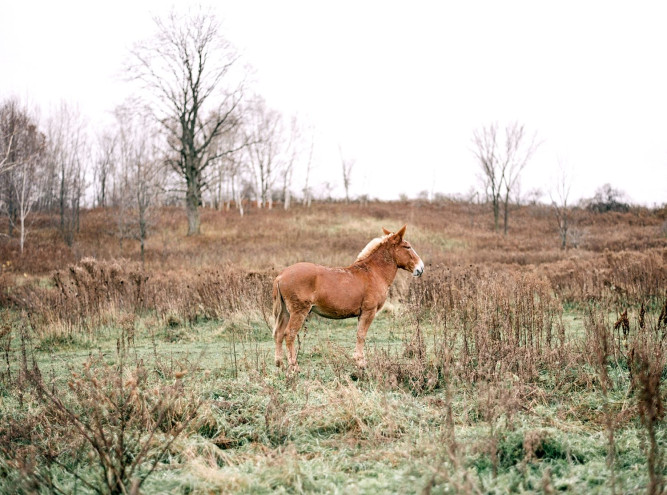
left=560, top=217, right=568, bottom=249
left=19, top=215, right=25, bottom=254
left=492, top=196, right=500, bottom=233
left=186, top=181, right=201, bottom=236
left=503, top=203, right=508, bottom=236
left=74, top=191, right=80, bottom=234
left=7, top=194, right=15, bottom=237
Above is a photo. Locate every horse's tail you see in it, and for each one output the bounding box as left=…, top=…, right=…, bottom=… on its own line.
left=272, top=278, right=286, bottom=337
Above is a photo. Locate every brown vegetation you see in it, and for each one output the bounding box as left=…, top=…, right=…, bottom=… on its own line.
left=0, top=200, right=665, bottom=493
left=1, top=201, right=664, bottom=338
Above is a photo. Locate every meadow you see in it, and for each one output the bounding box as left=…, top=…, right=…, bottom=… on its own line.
left=0, top=200, right=665, bottom=494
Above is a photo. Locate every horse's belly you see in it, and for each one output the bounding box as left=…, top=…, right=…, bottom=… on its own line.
left=311, top=304, right=359, bottom=320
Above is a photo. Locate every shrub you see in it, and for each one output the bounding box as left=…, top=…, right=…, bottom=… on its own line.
left=0, top=323, right=202, bottom=494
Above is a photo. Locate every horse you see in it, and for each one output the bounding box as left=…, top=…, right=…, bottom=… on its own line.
left=272, top=224, right=424, bottom=372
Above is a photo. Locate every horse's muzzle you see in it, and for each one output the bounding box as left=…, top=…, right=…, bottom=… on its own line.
left=412, top=260, right=424, bottom=277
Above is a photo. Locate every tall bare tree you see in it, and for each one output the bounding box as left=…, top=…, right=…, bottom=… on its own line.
left=203, top=121, right=242, bottom=214
left=244, top=97, right=283, bottom=209
left=339, top=145, right=355, bottom=204
left=0, top=99, right=46, bottom=252
left=0, top=100, right=21, bottom=234
left=472, top=124, right=501, bottom=231
left=94, top=131, right=117, bottom=208
left=0, top=139, right=11, bottom=172
left=44, top=103, right=88, bottom=246
left=472, top=122, right=538, bottom=234
left=301, top=135, right=315, bottom=208
left=130, top=8, right=244, bottom=235
left=0, top=108, right=15, bottom=174
left=281, top=116, right=303, bottom=211
left=12, top=145, right=44, bottom=254
left=225, top=151, right=246, bottom=216
left=281, top=154, right=294, bottom=210
left=114, top=101, right=165, bottom=263
left=549, top=160, right=572, bottom=249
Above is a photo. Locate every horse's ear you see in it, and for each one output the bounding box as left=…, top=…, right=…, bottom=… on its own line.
left=395, top=224, right=407, bottom=240
left=382, top=227, right=392, bottom=235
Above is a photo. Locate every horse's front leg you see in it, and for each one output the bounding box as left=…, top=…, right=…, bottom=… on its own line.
left=353, top=309, right=377, bottom=368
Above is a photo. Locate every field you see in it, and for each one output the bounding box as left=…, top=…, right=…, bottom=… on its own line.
left=0, top=200, right=666, bottom=494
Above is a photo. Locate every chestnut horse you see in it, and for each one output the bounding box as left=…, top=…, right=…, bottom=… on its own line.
left=272, top=225, right=424, bottom=371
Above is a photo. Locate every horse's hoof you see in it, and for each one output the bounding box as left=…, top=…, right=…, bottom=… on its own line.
left=350, top=369, right=366, bottom=381
left=355, top=358, right=367, bottom=369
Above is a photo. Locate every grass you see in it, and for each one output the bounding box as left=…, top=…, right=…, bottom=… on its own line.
left=1, top=306, right=663, bottom=494
left=0, top=200, right=665, bottom=493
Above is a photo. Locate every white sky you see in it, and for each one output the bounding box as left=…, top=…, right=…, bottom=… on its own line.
left=1, top=0, right=666, bottom=205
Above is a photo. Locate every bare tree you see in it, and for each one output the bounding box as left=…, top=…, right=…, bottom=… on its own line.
left=226, top=152, right=246, bottom=216
left=472, top=122, right=538, bottom=234
left=301, top=135, right=315, bottom=208
left=0, top=113, right=15, bottom=174
left=0, top=100, right=21, bottom=235
left=244, top=97, right=283, bottom=209
left=0, top=99, right=46, bottom=252
left=500, top=123, right=538, bottom=234
left=114, top=101, right=165, bottom=263
left=589, top=183, right=630, bottom=213
left=94, top=131, right=117, bottom=208
left=549, top=160, right=572, bottom=249
left=129, top=7, right=244, bottom=235
left=282, top=152, right=294, bottom=210
left=209, top=147, right=225, bottom=211
left=45, top=103, right=88, bottom=246
left=472, top=124, right=501, bottom=231
left=281, top=116, right=303, bottom=211
left=339, top=145, right=355, bottom=203
left=204, top=119, right=248, bottom=215
left=12, top=142, right=44, bottom=254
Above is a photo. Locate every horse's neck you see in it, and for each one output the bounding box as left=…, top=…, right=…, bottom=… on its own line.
left=357, top=248, right=398, bottom=286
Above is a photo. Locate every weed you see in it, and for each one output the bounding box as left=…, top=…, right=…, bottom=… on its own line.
left=0, top=202, right=665, bottom=493
left=1, top=323, right=202, bottom=494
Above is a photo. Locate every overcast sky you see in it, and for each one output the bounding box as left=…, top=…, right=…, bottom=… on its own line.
left=1, top=0, right=665, bottom=205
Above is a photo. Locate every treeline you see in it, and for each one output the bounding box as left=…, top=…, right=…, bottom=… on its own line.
left=0, top=11, right=324, bottom=254
left=0, top=95, right=319, bottom=255
left=0, top=100, right=87, bottom=252
left=1, top=7, right=658, bottom=257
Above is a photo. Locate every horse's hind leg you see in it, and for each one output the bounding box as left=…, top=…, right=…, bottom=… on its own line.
left=285, top=310, right=308, bottom=372
left=273, top=310, right=289, bottom=368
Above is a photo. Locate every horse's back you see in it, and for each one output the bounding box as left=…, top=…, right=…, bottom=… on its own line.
left=277, top=262, right=360, bottom=288
left=276, top=262, right=319, bottom=287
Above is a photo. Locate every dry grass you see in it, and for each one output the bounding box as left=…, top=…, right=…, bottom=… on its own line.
left=0, top=200, right=665, bottom=493
left=2, top=201, right=664, bottom=321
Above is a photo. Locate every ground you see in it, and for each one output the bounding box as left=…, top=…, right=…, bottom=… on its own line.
left=0, top=201, right=665, bottom=493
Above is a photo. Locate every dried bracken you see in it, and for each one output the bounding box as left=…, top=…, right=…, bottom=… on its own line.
left=0, top=202, right=665, bottom=493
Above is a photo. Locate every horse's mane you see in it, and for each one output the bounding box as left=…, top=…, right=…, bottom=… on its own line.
left=355, top=234, right=391, bottom=262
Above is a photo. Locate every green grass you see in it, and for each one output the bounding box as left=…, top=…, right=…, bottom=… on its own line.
left=0, top=307, right=663, bottom=494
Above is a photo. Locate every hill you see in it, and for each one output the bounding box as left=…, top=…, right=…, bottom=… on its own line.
left=0, top=201, right=665, bottom=494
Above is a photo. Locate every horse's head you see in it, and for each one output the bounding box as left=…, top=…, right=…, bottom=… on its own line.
left=383, top=225, right=424, bottom=277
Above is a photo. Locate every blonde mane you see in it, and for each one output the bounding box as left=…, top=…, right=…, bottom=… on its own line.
left=356, top=234, right=391, bottom=262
